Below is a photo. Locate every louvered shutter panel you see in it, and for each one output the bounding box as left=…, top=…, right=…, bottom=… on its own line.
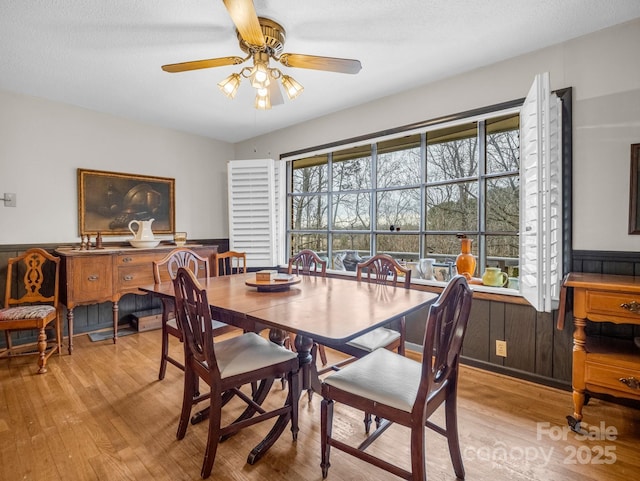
left=519, top=72, right=562, bottom=312
left=228, top=159, right=277, bottom=268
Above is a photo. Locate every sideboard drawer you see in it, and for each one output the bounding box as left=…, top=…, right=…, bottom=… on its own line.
left=585, top=360, right=640, bottom=399
left=116, top=265, right=155, bottom=292
left=116, top=252, right=159, bottom=266
left=585, top=290, right=640, bottom=322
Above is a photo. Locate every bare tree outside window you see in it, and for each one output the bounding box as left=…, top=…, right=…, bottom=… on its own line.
left=287, top=113, right=520, bottom=275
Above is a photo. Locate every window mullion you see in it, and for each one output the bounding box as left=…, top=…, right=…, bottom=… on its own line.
left=371, top=143, right=377, bottom=255
left=478, top=120, right=487, bottom=271
left=420, top=133, right=427, bottom=258
left=327, top=152, right=334, bottom=264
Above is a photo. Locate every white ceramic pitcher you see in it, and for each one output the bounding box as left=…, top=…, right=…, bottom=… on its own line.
left=128, top=219, right=155, bottom=241
left=417, top=258, right=436, bottom=280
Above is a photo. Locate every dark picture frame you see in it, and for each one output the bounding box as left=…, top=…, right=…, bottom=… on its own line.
left=629, top=144, right=640, bottom=234
left=78, top=169, right=175, bottom=236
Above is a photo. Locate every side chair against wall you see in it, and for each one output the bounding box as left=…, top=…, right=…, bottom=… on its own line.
left=0, top=248, right=61, bottom=374
left=320, top=275, right=473, bottom=481
left=153, top=247, right=235, bottom=380
left=286, top=249, right=329, bottom=366
left=213, top=250, right=247, bottom=276
left=173, top=267, right=300, bottom=479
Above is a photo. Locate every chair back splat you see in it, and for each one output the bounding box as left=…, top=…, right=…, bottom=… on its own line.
left=320, top=275, right=473, bottom=481
left=356, top=253, right=411, bottom=288
left=288, top=249, right=327, bottom=276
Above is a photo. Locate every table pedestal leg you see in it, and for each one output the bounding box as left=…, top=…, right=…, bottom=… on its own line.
left=294, top=334, right=321, bottom=396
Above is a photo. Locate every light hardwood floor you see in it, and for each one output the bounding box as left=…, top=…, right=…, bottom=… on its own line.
left=1, top=329, right=638, bottom=481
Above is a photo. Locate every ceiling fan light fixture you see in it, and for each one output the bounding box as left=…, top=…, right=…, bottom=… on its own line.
left=217, top=73, right=242, bottom=99
left=165, top=14, right=361, bottom=110
left=281, top=75, right=304, bottom=100
left=255, top=92, right=271, bottom=110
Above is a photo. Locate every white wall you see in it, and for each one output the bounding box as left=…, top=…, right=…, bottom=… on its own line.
left=0, top=91, right=233, bottom=244
left=2, top=20, right=639, bottom=252
left=235, top=19, right=640, bottom=252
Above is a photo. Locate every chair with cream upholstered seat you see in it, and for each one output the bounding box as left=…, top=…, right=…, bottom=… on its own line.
left=153, top=247, right=236, bottom=380
left=320, top=275, right=473, bottom=481
left=173, top=267, right=300, bottom=478
left=319, top=254, right=411, bottom=378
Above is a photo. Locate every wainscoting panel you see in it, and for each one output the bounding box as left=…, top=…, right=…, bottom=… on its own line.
left=2, top=245, right=638, bottom=390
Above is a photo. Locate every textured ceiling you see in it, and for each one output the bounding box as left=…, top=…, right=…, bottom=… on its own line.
left=2, top=1, right=640, bottom=143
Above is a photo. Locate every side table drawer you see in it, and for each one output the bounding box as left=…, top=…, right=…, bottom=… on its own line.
left=585, top=360, right=640, bottom=398
left=585, top=291, right=640, bottom=322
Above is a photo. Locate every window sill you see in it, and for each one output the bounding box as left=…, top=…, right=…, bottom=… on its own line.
left=320, top=268, right=527, bottom=304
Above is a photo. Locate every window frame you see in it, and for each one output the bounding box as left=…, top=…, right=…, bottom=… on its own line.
left=281, top=87, right=573, bottom=303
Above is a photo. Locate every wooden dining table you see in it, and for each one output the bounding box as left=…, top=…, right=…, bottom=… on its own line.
left=138, top=272, right=438, bottom=461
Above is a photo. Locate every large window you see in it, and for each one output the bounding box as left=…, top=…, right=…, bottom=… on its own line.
left=229, top=74, right=566, bottom=312
left=288, top=112, right=520, bottom=279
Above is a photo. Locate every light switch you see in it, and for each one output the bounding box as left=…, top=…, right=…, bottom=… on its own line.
left=3, top=193, right=16, bottom=207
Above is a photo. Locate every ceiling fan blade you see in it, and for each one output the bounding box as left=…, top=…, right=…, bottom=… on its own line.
left=161, top=56, right=245, bottom=73
left=222, top=0, right=265, bottom=47
left=279, top=53, right=362, bottom=74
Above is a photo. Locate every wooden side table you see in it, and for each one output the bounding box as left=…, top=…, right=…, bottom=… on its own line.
left=561, top=273, right=640, bottom=426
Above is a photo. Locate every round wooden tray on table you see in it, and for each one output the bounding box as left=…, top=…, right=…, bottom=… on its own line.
left=245, top=277, right=301, bottom=292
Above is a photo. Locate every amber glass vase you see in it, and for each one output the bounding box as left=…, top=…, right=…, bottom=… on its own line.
left=455, top=237, right=476, bottom=279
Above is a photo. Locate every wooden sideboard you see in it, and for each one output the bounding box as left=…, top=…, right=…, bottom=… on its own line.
left=56, top=244, right=217, bottom=352
left=562, top=273, right=640, bottom=426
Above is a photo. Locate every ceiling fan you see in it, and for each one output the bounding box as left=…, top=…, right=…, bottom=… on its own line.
left=161, top=0, right=362, bottom=109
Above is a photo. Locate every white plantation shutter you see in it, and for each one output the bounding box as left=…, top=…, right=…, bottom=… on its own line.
left=519, top=72, right=562, bottom=312
left=228, top=159, right=279, bottom=268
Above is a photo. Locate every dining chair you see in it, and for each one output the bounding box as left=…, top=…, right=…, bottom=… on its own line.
left=286, top=249, right=328, bottom=366
left=347, top=254, right=411, bottom=356
left=212, top=250, right=247, bottom=276
left=153, top=247, right=235, bottom=380
left=0, top=248, right=61, bottom=374
left=313, top=254, right=412, bottom=414
left=319, top=253, right=411, bottom=374
left=320, top=275, right=473, bottom=481
left=172, top=267, right=300, bottom=479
